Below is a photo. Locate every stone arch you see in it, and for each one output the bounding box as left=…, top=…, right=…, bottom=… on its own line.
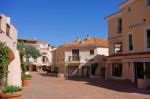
left=29, top=64, right=38, bottom=72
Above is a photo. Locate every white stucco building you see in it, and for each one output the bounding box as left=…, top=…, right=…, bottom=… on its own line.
left=52, top=36, right=108, bottom=78
left=0, top=14, right=22, bottom=87
left=18, top=38, right=55, bottom=72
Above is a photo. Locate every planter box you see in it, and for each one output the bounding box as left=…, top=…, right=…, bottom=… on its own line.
left=22, top=78, right=31, bottom=87
left=0, top=91, right=22, bottom=99
left=137, top=79, right=150, bottom=88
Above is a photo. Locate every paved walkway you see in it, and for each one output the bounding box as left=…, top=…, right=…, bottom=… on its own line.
left=21, top=72, right=150, bottom=99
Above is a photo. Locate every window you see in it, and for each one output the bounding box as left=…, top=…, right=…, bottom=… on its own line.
left=114, top=42, right=122, bottom=53
left=128, top=34, right=133, bottom=51
left=135, top=62, right=150, bottom=79
left=145, top=0, right=150, bottom=6
left=72, top=49, right=79, bottom=56
left=90, top=50, right=94, bottom=55
left=127, top=7, right=131, bottom=12
left=135, top=62, right=144, bottom=79
left=146, top=29, right=150, bottom=48
left=72, top=49, right=79, bottom=61
left=145, top=62, right=150, bottom=78
left=91, top=63, right=98, bottom=76
left=112, top=63, right=122, bottom=77
left=116, top=18, right=122, bottom=33
left=6, top=24, right=10, bottom=37
left=42, top=56, right=48, bottom=63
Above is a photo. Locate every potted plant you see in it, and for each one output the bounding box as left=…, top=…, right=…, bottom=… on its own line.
left=0, top=85, right=22, bottom=99
left=22, top=72, right=32, bottom=87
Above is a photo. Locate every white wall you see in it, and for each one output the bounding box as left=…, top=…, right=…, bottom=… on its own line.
left=80, top=50, right=90, bottom=61
left=65, top=47, right=108, bottom=62
left=0, top=14, right=22, bottom=87
left=23, top=42, right=53, bottom=67
left=7, top=51, right=22, bottom=87
left=96, top=48, right=109, bottom=56
left=65, top=50, right=72, bottom=62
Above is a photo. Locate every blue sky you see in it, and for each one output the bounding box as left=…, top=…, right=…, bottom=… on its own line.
left=0, top=0, right=123, bottom=46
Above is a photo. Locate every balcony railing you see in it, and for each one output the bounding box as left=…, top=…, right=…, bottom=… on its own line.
left=68, top=56, right=80, bottom=62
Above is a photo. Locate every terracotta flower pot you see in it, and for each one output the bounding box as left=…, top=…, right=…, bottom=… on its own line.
left=22, top=78, right=31, bottom=87
left=0, top=91, right=22, bottom=99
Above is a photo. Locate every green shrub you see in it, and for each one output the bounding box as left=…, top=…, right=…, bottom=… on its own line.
left=3, top=85, right=22, bottom=93
left=22, top=73, right=32, bottom=78
left=0, top=42, right=9, bottom=87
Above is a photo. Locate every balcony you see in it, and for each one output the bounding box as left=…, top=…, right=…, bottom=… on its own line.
left=68, top=56, right=80, bottom=62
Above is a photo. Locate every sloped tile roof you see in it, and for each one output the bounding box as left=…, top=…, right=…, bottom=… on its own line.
left=63, top=37, right=108, bottom=48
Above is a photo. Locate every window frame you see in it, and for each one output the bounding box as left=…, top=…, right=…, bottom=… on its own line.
left=145, top=62, right=150, bottom=78
left=115, top=17, right=122, bottom=34
left=127, top=7, right=131, bottom=12
left=90, top=50, right=94, bottom=55
left=128, top=33, right=134, bottom=52
left=112, top=63, right=123, bottom=78
left=144, top=27, right=150, bottom=51
left=114, top=42, right=123, bottom=53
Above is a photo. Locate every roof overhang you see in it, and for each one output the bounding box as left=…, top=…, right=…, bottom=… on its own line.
left=105, top=11, right=122, bottom=21
left=119, top=0, right=136, bottom=9
left=105, top=0, right=137, bottom=21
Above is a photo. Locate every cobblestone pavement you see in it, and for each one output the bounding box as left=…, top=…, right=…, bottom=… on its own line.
left=21, top=72, right=150, bottom=99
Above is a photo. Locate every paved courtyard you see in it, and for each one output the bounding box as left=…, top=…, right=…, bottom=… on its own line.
left=21, top=72, right=150, bottom=99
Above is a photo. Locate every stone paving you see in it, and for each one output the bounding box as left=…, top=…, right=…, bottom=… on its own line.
left=21, top=72, right=150, bottom=99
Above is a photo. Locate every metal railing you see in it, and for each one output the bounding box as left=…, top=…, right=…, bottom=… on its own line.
left=68, top=56, right=80, bottom=62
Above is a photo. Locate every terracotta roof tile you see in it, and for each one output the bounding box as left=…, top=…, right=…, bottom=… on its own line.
left=63, top=37, right=108, bottom=47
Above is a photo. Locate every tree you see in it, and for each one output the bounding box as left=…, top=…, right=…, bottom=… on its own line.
left=17, top=41, right=27, bottom=73
left=25, top=45, right=41, bottom=59
left=0, top=42, right=9, bottom=88
left=59, top=61, right=66, bottom=73
left=17, top=41, right=26, bottom=62
left=17, top=42, right=41, bottom=73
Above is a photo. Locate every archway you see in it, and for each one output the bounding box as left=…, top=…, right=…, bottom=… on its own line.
left=29, top=65, right=38, bottom=72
